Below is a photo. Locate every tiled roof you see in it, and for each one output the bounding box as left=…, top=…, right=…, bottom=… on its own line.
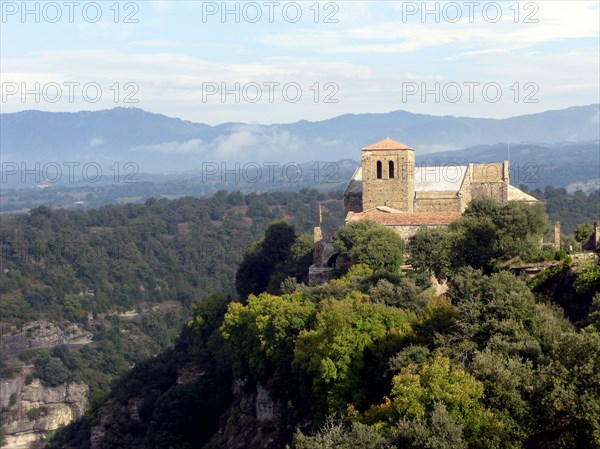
left=362, top=138, right=414, bottom=151
left=347, top=209, right=462, bottom=226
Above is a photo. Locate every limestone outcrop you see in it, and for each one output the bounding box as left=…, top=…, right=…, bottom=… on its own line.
left=1, top=376, right=89, bottom=449
left=0, top=321, right=92, bottom=357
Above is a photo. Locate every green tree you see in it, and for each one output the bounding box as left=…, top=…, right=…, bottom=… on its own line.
left=407, top=227, right=452, bottom=279
left=450, top=214, right=500, bottom=272
left=221, top=292, right=317, bottom=379
left=294, top=293, right=415, bottom=414
left=589, top=293, right=600, bottom=332
left=470, top=349, right=535, bottom=444
left=532, top=331, right=600, bottom=448
left=235, top=221, right=296, bottom=299
left=334, top=220, right=404, bottom=272
left=449, top=198, right=550, bottom=272
left=62, top=294, right=84, bottom=322
left=447, top=270, right=540, bottom=359
left=574, top=223, right=594, bottom=244
left=365, top=354, right=508, bottom=448
left=291, top=418, right=387, bottom=449
left=189, top=294, right=230, bottom=357
left=289, top=233, right=315, bottom=284
left=389, top=402, right=467, bottom=449
left=367, top=277, right=429, bottom=313
left=574, top=258, right=600, bottom=294
left=38, top=358, right=70, bottom=387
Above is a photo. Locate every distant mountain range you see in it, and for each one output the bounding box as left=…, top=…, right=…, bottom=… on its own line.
left=417, top=141, right=600, bottom=191
left=1, top=105, right=598, bottom=175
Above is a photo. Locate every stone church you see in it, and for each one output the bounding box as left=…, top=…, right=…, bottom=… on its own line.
left=308, top=137, right=538, bottom=284
left=343, top=137, right=537, bottom=238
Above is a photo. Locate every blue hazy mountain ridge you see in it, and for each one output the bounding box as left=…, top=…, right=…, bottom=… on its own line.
left=416, top=142, right=600, bottom=191
left=416, top=141, right=600, bottom=165
left=1, top=105, right=599, bottom=174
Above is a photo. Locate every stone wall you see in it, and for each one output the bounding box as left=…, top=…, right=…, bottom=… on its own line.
left=472, top=163, right=504, bottom=182
left=413, top=191, right=461, bottom=212
left=388, top=224, right=448, bottom=240
left=469, top=162, right=509, bottom=204
left=308, top=266, right=336, bottom=285
left=362, top=149, right=415, bottom=212
left=470, top=182, right=507, bottom=203
left=458, top=165, right=472, bottom=211
left=343, top=191, right=362, bottom=213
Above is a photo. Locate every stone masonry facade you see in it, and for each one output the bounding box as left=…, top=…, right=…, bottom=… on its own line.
left=309, top=138, right=538, bottom=283
left=343, top=138, right=532, bottom=223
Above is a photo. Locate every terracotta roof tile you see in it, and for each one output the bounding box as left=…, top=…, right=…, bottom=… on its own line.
left=362, top=138, right=414, bottom=151
left=347, top=210, right=462, bottom=226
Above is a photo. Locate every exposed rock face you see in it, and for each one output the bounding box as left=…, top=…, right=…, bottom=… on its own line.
left=206, top=378, right=300, bottom=449
left=176, top=361, right=205, bottom=385
left=2, top=377, right=89, bottom=449
left=255, top=383, right=278, bottom=423
left=0, top=320, right=93, bottom=357
left=0, top=319, right=93, bottom=448
left=90, top=417, right=107, bottom=449
left=0, top=376, right=25, bottom=409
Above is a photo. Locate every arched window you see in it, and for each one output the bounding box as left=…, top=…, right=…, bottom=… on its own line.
left=389, top=161, right=395, bottom=179
left=376, top=160, right=382, bottom=179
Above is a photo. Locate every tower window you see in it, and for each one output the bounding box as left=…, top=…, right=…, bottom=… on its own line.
left=389, top=161, right=395, bottom=178
left=376, top=160, right=382, bottom=179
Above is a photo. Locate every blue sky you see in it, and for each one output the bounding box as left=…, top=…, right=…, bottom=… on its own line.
left=1, top=1, right=599, bottom=124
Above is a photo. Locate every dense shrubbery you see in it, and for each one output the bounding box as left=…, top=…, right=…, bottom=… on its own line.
left=333, top=220, right=405, bottom=272
left=0, top=189, right=343, bottom=321
left=288, top=285, right=597, bottom=448
left=0, top=190, right=343, bottom=405
left=407, top=198, right=551, bottom=276
left=16, top=193, right=600, bottom=448
left=529, top=186, right=599, bottom=236
left=217, top=258, right=599, bottom=448
left=235, top=222, right=315, bottom=299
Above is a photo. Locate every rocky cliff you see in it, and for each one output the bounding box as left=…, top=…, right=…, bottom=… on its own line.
left=0, top=321, right=92, bottom=357
left=1, top=372, right=88, bottom=449
left=203, top=377, right=306, bottom=449
left=0, top=321, right=92, bottom=449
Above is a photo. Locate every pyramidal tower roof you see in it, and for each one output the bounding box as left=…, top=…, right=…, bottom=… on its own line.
left=362, top=137, right=414, bottom=151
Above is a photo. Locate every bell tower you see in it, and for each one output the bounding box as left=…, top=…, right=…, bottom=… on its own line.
left=361, top=138, right=415, bottom=212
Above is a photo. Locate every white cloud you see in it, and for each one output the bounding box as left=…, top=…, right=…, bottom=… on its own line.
left=260, top=2, right=598, bottom=54
left=89, top=137, right=104, bottom=146
left=129, top=139, right=205, bottom=154
left=1, top=1, right=597, bottom=124
left=125, top=128, right=308, bottom=161
left=210, top=126, right=303, bottom=160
